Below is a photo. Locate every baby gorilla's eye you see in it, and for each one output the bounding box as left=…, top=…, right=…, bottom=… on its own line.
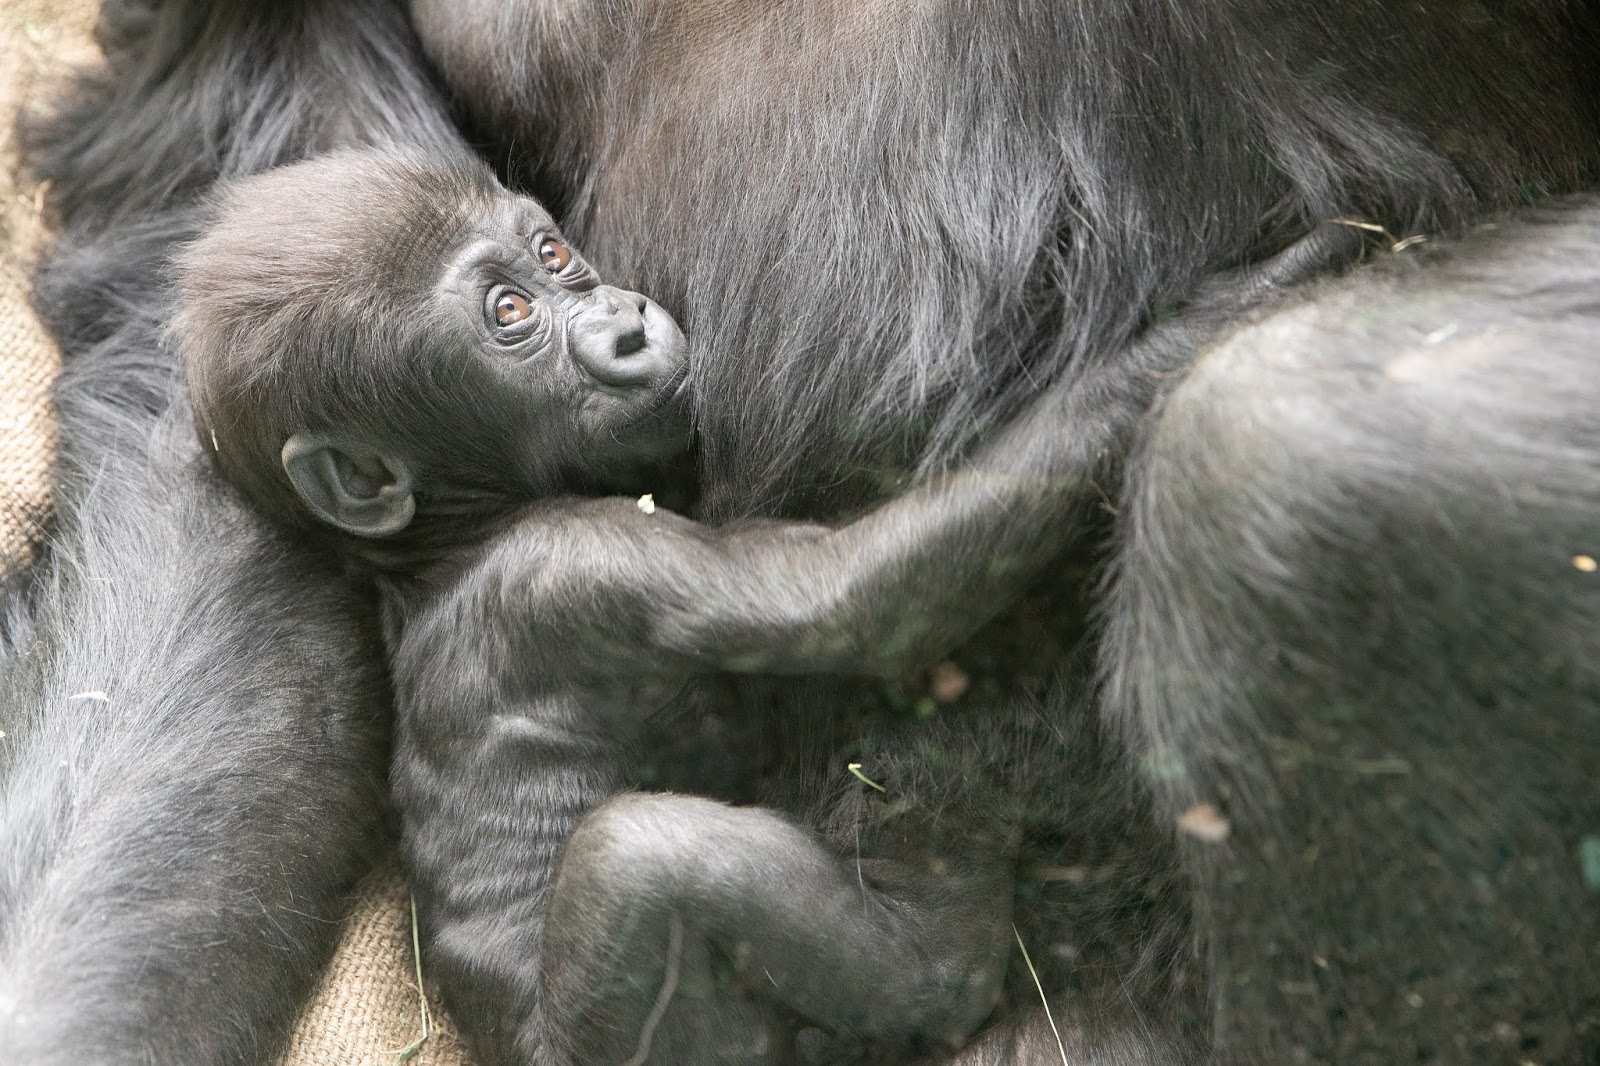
left=538, top=238, right=572, bottom=273
left=484, top=285, right=550, bottom=347
left=494, top=290, right=532, bottom=326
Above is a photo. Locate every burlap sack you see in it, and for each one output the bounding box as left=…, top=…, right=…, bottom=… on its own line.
left=0, top=265, right=55, bottom=573
left=278, top=864, right=473, bottom=1066
left=1, top=4, right=474, bottom=1062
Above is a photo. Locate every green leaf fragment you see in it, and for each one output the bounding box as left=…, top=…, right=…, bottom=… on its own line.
left=1579, top=835, right=1600, bottom=893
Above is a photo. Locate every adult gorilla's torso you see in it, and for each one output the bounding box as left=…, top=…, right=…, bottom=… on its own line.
left=414, top=0, right=1598, bottom=517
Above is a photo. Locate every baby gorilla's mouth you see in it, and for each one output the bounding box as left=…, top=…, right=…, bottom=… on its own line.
left=567, top=286, right=690, bottom=466
left=643, top=361, right=694, bottom=419
left=665, top=362, right=692, bottom=405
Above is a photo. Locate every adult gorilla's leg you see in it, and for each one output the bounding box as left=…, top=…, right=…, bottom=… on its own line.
left=539, top=793, right=1012, bottom=1066
left=0, top=396, right=389, bottom=1064
left=1, top=2, right=461, bottom=1061
left=1103, top=202, right=1600, bottom=1062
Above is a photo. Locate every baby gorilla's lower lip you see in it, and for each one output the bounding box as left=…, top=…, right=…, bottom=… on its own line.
left=668, top=364, right=692, bottom=402
left=639, top=362, right=691, bottom=421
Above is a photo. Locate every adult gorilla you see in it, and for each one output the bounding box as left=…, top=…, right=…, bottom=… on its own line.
left=2, top=3, right=465, bottom=1062
left=408, top=1, right=1600, bottom=1062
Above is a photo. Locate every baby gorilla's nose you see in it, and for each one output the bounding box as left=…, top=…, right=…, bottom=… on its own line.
left=569, top=287, right=656, bottom=386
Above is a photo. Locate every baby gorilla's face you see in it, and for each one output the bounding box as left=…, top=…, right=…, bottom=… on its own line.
left=435, top=189, right=690, bottom=476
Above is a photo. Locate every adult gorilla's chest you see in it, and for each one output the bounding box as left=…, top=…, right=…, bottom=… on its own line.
left=417, top=0, right=1274, bottom=517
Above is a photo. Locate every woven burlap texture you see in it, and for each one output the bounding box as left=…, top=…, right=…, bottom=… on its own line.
left=0, top=265, right=55, bottom=572
left=2, top=2, right=473, bottom=1062
left=279, top=863, right=473, bottom=1066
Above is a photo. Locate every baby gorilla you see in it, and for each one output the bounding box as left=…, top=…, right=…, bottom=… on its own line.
left=178, top=150, right=1024, bottom=1065
left=178, top=150, right=1354, bottom=1066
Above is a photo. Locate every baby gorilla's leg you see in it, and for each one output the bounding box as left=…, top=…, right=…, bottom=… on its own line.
left=539, top=794, right=1012, bottom=1066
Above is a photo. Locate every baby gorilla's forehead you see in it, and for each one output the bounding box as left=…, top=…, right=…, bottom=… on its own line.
left=445, top=188, right=558, bottom=249
left=200, top=153, right=516, bottom=303
left=346, top=194, right=522, bottom=295
left=344, top=180, right=554, bottom=294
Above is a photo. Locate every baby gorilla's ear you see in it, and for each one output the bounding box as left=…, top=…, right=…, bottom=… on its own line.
left=281, top=433, right=417, bottom=538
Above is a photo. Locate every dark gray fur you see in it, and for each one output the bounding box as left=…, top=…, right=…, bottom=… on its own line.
left=175, top=151, right=1353, bottom=1065
left=416, top=0, right=1600, bottom=514
left=393, top=236, right=1359, bottom=1066
left=1105, top=199, right=1600, bottom=1060
left=4, top=0, right=1599, bottom=1062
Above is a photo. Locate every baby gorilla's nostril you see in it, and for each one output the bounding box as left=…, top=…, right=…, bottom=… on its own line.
left=614, top=326, right=647, bottom=358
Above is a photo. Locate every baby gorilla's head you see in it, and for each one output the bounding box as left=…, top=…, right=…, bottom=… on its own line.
left=177, top=149, right=689, bottom=556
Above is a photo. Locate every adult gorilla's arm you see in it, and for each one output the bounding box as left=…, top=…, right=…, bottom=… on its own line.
left=0, top=3, right=460, bottom=1062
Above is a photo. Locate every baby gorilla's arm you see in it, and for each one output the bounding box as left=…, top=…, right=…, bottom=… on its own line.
left=509, top=224, right=1361, bottom=683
